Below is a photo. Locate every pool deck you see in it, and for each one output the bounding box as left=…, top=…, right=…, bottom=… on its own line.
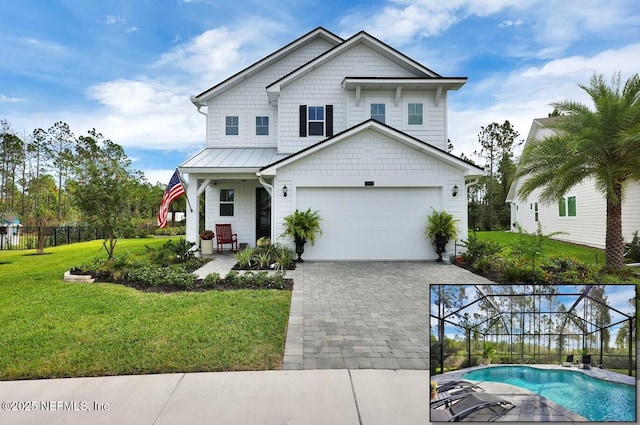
left=431, top=364, right=636, bottom=422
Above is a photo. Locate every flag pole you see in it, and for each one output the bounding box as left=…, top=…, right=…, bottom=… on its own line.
left=175, top=168, right=193, bottom=213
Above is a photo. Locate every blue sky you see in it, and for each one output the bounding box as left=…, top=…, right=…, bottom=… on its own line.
left=1, top=0, right=640, bottom=185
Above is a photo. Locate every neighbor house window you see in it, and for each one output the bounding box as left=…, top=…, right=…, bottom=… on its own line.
left=559, top=196, right=577, bottom=217
left=225, top=116, right=239, bottom=135
left=220, top=189, right=234, bottom=216
left=256, top=116, right=269, bottom=135
left=534, top=202, right=539, bottom=222
left=371, top=103, right=385, bottom=123
left=408, top=103, right=423, bottom=125
left=308, top=106, right=325, bottom=136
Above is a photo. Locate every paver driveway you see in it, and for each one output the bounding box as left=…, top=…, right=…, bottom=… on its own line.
left=282, top=261, right=494, bottom=370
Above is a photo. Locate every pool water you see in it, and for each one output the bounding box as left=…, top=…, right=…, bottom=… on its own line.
left=463, top=366, right=636, bottom=421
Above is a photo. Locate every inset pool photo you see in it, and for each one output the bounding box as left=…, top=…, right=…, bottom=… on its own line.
left=429, top=284, right=637, bottom=422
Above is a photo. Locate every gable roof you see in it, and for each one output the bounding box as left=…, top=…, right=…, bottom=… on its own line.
left=265, top=31, right=466, bottom=104
left=258, top=119, right=484, bottom=177
left=191, top=27, right=343, bottom=105
left=506, top=117, right=558, bottom=202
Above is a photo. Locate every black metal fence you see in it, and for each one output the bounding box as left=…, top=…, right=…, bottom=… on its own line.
left=0, top=224, right=176, bottom=251
left=0, top=226, right=107, bottom=250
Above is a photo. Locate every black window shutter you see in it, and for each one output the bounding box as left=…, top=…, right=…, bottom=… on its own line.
left=326, top=104, right=333, bottom=137
left=299, top=105, right=307, bottom=137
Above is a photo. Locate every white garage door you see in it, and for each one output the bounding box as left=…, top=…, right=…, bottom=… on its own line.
left=296, top=187, right=441, bottom=260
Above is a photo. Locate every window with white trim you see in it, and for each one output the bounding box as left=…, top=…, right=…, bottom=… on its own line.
left=534, top=202, right=539, bottom=222
left=308, top=106, right=324, bottom=136
left=256, top=116, right=269, bottom=135
left=559, top=196, right=577, bottom=217
left=370, top=103, right=385, bottom=123
left=220, top=189, right=234, bottom=216
left=225, top=116, right=239, bottom=135
left=408, top=103, right=423, bottom=125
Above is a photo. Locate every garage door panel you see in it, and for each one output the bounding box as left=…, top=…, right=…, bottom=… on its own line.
left=296, top=187, right=440, bottom=260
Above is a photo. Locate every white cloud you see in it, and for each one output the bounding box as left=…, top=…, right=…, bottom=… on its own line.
left=142, top=169, right=176, bottom=186
left=341, top=0, right=528, bottom=44
left=84, top=79, right=204, bottom=149
left=499, top=19, right=523, bottom=27
left=155, top=27, right=242, bottom=76
left=105, top=15, right=127, bottom=26
left=0, top=94, right=24, bottom=103
left=448, top=43, right=640, bottom=161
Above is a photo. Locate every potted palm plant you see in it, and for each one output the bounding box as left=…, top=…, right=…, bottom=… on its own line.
left=281, top=208, right=322, bottom=262
left=481, top=342, right=495, bottom=365
left=425, top=209, right=458, bottom=262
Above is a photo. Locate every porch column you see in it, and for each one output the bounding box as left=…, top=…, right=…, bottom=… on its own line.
left=185, top=174, right=200, bottom=247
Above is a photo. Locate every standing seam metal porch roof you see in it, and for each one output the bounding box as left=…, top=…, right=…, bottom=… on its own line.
left=179, top=148, right=288, bottom=172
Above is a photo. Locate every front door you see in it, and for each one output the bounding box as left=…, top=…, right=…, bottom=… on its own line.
left=256, top=187, right=271, bottom=241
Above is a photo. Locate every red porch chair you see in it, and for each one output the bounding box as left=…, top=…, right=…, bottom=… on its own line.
left=215, top=224, right=238, bottom=253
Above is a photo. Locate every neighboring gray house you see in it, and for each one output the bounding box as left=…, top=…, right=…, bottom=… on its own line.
left=180, top=27, right=483, bottom=260
left=506, top=117, right=640, bottom=248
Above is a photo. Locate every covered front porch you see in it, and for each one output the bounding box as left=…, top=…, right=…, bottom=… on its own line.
left=179, top=147, right=289, bottom=252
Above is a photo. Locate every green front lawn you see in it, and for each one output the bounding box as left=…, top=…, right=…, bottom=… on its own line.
left=475, top=231, right=606, bottom=264
left=0, top=239, right=291, bottom=380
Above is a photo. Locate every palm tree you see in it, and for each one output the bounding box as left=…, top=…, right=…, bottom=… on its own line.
left=516, top=72, right=640, bottom=269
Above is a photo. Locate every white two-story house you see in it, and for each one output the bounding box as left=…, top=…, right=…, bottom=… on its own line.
left=506, top=117, right=640, bottom=249
left=180, top=27, right=484, bottom=260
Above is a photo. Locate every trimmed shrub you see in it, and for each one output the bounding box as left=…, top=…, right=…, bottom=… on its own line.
left=460, top=231, right=503, bottom=264
left=203, top=272, right=222, bottom=288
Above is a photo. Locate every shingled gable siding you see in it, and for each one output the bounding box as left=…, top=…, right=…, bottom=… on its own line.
left=204, top=37, right=336, bottom=148
left=277, top=43, right=417, bottom=153
left=272, top=129, right=466, bottom=244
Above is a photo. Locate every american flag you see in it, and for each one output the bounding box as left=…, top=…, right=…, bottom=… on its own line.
left=157, top=170, right=185, bottom=228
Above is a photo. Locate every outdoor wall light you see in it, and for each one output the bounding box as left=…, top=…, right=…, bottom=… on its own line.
left=452, top=185, right=459, bottom=197
left=283, top=185, right=288, bottom=197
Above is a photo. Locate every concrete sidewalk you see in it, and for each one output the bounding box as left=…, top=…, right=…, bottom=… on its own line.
left=0, top=369, right=427, bottom=425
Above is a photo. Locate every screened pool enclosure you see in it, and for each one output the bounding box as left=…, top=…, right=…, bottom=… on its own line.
left=430, top=284, right=637, bottom=376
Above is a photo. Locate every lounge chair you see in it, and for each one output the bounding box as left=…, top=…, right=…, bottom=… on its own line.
left=437, top=380, right=485, bottom=393
left=431, top=392, right=515, bottom=422
left=432, top=380, right=485, bottom=404
left=562, top=354, right=574, bottom=367
left=581, top=354, right=592, bottom=370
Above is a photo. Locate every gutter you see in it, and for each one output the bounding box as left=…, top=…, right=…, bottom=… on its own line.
left=190, top=95, right=208, bottom=116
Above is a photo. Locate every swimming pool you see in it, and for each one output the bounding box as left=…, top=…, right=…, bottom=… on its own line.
left=463, top=366, right=636, bottom=421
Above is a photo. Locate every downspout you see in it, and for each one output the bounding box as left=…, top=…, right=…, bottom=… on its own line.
left=190, top=95, right=208, bottom=116
left=465, top=177, right=479, bottom=192
left=257, top=174, right=273, bottom=197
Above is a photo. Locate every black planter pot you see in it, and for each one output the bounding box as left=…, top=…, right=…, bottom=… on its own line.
left=433, top=234, right=449, bottom=262
left=294, top=237, right=307, bottom=262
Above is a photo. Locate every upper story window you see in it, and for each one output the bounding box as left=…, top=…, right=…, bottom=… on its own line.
left=220, top=189, right=234, bottom=216
left=256, top=116, right=269, bottom=136
left=559, top=196, right=577, bottom=217
left=225, top=116, right=239, bottom=135
left=299, top=104, right=333, bottom=137
left=308, top=106, right=324, bottom=136
left=408, top=103, right=423, bottom=125
left=371, top=103, right=385, bottom=123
